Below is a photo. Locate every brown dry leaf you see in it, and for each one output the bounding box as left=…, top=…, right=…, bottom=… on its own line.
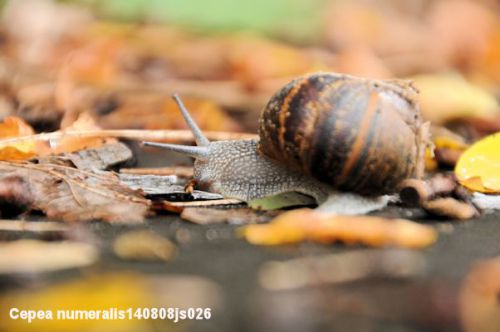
left=113, top=230, right=176, bottom=261
left=243, top=209, right=437, bottom=249
left=0, top=114, right=118, bottom=160
left=0, top=160, right=150, bottom=223
left=0, top=239, right=98, bottom=274
left=65, top=142, right=133, bottom=171
left=0, top=116, right=38, bottom=160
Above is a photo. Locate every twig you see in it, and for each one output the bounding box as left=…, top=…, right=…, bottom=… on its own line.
left=0, top=129, right=258, bottom=148
left=399, top=175, right=457, bottom=206
left=162, top=198, right=243, bottom=207
left=120, top=166, right=194, bottom=178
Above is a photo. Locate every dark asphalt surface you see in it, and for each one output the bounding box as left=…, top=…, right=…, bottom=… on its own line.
left=0, top=148, right=499, bottom=332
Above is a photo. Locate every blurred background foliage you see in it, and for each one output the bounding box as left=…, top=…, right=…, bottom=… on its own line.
left=81, top=0, right=327, bottom=43
left=0, top=0, right=498, bottom=134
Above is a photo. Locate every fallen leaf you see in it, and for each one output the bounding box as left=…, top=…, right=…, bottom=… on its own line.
left=113, top=230, right=176, bottom=261
left=0, top=161, right=150, bottom=223
left=242, top=209, right=437, bottom=249
left=0, top=116, right=37, bottom=160
left=65, top=142, right=133, bottom=171
left=412, top=74, right=499, bottom=124
left=0, top=115, right=125, bottom=161
left=455, top=133, right=500, bottom=193
left=0, top=240, right=97, bottom=274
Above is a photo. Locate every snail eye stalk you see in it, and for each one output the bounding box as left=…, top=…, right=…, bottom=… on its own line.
left=172, top=94, right=210, bottom=147
left=142, top=93, right=211, bottom=160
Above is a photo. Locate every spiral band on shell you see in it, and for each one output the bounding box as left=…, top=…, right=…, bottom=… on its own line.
left=258, top=72, right=427, bottom=195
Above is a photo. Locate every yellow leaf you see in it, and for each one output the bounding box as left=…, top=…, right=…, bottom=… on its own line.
left=411, top=74, right=499, bottom=124
left=0, top=117, right=37, bottom=160
left=455, top=133, right=500, bottom=193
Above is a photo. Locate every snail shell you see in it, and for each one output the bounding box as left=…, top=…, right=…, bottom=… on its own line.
left=258, top=72, right=429, bottom=195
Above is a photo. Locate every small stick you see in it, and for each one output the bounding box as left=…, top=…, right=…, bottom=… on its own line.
left=399, top=174, right=457, bottom=206
left=162, top=199, right=243, bottom=208
left=422, top=197, right=479, bottom=220
left=120, top=166, right=194, bottom=178
left=0, top=129, right=258, bottom=148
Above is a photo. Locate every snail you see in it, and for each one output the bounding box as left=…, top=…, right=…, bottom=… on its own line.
left=143, top=72, right=429, bottom=207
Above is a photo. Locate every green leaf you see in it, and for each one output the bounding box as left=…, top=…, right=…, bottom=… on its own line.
left=248, top=191, right=315, bottom=210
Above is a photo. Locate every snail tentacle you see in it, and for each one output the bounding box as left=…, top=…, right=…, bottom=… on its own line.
left=172, top=93, right=210, bottom=146
left=142, top=141, right=209, bottom=159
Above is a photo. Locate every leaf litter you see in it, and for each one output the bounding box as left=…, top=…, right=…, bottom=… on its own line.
left=0, top=160, right=150, bottom=223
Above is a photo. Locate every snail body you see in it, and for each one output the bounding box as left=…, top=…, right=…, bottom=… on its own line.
left=193, top=138, right=330, bottom=202
left=144, top=72, right=429, bottom=204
